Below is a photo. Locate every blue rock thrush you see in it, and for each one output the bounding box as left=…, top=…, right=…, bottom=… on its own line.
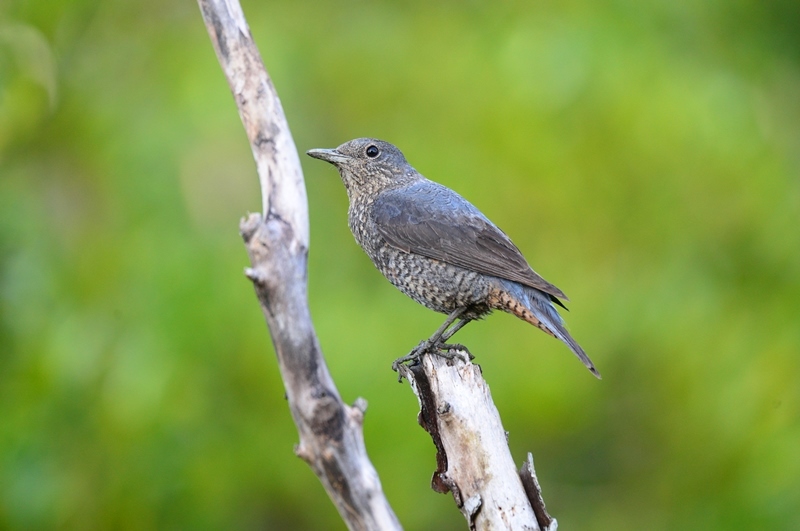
left=307, top=138, right=599, bottom=378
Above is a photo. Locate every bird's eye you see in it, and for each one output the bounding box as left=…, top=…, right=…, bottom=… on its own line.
left=366, top=145, right=380, bottom=158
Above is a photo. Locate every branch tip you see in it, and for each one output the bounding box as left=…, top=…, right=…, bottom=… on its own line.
left=239, top=212, right=262, bottom=241
left=352, top=397, right=368, bottom=414
left=294, top=443, right=313, bottom=464
left=244, top=266, right=268, bottom=284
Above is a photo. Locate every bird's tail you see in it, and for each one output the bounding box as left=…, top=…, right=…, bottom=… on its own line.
left=497, top=280, right=601, bottom=379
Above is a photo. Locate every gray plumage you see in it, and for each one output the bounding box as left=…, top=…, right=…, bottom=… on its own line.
left=307, top=138, right=599, bottom=378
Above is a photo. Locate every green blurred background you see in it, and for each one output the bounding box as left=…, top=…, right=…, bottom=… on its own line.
left=2, top=0, right=799, bottom=529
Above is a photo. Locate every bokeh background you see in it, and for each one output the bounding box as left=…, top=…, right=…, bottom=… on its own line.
left=2, top=0, right=799, bottom=529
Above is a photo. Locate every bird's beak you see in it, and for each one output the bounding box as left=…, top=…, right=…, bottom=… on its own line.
left=306, top=148, right=350, bottom=165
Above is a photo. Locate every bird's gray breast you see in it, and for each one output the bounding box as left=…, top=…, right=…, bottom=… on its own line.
left=352, top=183, right=496, bottom=314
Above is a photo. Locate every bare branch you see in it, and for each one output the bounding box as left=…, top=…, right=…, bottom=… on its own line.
left=197, top=1, right=400, bottom=529
left=198, top=0, right=307, bottom=236
left=399, top=354, right=547, bottom=530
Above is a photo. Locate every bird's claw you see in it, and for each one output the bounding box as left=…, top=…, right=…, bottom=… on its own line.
left=439, top=343, right=474, bottom=360
left=390, top=340, right=429, bottom=377
left=392, top=340, right=474, bottom=380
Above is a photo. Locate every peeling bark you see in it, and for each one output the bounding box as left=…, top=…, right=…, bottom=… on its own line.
left=197, top=1, right=399, bottom=529
left=399, top=355, right=550, bottom=530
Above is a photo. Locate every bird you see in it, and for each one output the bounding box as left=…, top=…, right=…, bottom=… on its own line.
left=307, top=138, right=599, bottom=378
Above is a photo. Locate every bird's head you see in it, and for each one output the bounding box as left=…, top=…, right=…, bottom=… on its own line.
left=307, top=138, right=418, bottom=199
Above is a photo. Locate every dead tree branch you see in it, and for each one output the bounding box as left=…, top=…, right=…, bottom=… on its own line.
left=196, top=1, right=400, bottom=529
left=399, top=355, right=557, bottom=530
left=197, top=1, right=559, bottom=529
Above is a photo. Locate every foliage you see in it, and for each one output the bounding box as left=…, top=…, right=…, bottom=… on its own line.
left=1, top=0, right=798, bottom=529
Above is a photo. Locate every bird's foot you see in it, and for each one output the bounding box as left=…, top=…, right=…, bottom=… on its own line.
left=437, top=343, right=474, bottom=361
left=391, top=340, right=431, bottom=375
left=392, top=340, right=474, bottom=381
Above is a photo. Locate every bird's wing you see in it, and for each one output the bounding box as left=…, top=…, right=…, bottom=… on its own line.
left=371, top=181, right=569, bottom=301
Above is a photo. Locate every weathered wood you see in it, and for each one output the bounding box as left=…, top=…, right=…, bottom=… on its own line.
left=520, top=453, right=558, bottom=531
left=197, top=1, right=400, bottom=529
left=198, top=1, right=558, bottom=529
left=399, top=355, right=544, bottom=530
